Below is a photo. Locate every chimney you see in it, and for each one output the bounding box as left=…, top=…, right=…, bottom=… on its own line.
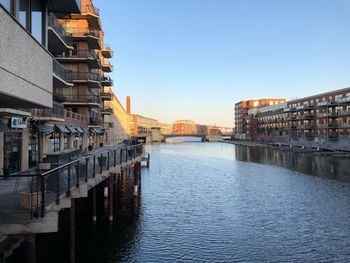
left=126, top=96, right=131, bottom=114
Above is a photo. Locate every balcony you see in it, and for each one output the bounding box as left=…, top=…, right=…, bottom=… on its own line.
left=71, top=72, right=101, bottom=89
left=64, top=110, right=88, bottom=127
left=338, top=110, right=350, bottom=116
left=31, top=102, right=65, bottom=122
left=101, top=76, right=113, bottom=87
left=63, top=95, right=102, bottom=108
left=303, top=125, right=315, bottom=130
left=48, top=13, right=73, bottom=54
left=80, top=4, right=102, bottom=30
left=100, top=92, right=112, bottom=101
left=89, top=117, right=102, bottom=127
left=303, top=115, right=314, bottom=120
left=335, top=96, right=350, bottom=104
left=53, top=59, right=73, bottom=88
left=102, top=60, right=113, bottom=73
left=317, top=101, right=338, bottom=107
left=56, top=50, right=101, bottom=69
left=65, top=27, right=101, bottom=49
left=101, top=108, right=113, bottom=115
left=48, top=0, right=81, bottom=14
left=102, top=45, right=113, bottom=58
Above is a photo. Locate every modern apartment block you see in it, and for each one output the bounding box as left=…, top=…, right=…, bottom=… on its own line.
left=238, top=87, right=350, bottom=150
left=234, top=98, right=286, bottom=140
left=172, top=120, right=197, bottom=134
left=0, top=0, right=117, bottom=175
left=0, top=0, right=81, bottom=175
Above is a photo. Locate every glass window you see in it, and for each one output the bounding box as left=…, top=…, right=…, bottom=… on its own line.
left=28, top=137, right=38, bottom=168
left=31, top=0, right=43, bottom=43
left=0, top=0, right=11, bottom=12
left=19, top=0, right=29, bottom=29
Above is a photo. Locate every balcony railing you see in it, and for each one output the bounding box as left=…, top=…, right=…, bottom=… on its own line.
left=53, top=59, right=72, bottom=82
left=71, top=72, right=101, bottom=81
left=64, top=110, right=88, bottom=127
left=89, top=117, right=102, bottom=126
left=48, top=13, right=73, bottom=46
left=32, top=102, right=64, bottom=120
left=57, top=49, right=99, bottom=60
left=65, top=27, right=100, bottom=38
left=101, top=76, right=113, bottom=86
left=63, top=95, right=101, bottom=104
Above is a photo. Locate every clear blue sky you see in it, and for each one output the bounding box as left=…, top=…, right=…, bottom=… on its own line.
left=95, top=0, right=350, bottom=127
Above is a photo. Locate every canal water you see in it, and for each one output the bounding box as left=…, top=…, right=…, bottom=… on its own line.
left=42, top=139, right=350, bottom=262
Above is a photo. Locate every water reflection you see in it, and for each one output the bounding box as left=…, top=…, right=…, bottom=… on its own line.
left=235, top=145, right=350, bottom=182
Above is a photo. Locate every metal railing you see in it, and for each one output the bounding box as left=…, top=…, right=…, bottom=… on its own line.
left=0, top=144, right=143, bottom=220
left=101, top=76, right=113, bottom=86
left=32, top=102, right=65, bottom=119
left=89, top=117, right=102, bottom=126
left=48, top=13, right=73, bottom=46
left=71, top=71, right=101, bottom=82
left=65, top=27, right=101, bottom=39
left=56, top=49, right=99, bottom=60
left=63, top=95, right=101, bottom=104
left=53, top=59, right=72, bottom=82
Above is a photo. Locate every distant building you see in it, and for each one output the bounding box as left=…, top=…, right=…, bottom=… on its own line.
left=173, top=120, right=196, bottom=134
left=234, top=98, right=286, bottom=140
left=131, top=114, right=158, bottom=135
left=235, top=87, right=350, bottom=150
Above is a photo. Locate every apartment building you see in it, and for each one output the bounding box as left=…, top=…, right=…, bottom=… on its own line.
left=240, top=87, right=350, bottom=150
left=234, top=98, right=286, bottom=140
left=0, top=0, right=81, bottom=175
left=0, top=0, right=117, bottom=175
left=173, top=120, right=197, bottom=134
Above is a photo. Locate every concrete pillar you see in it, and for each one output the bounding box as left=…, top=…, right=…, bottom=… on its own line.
left=60, top=133, right=65, bottom=151
left=69, top=199, right=76, bottom=263
left=92, top=188, right=97, bottom=222
left=68, top=133, right=74, bottom=149
left=82, top=133, right=88, bottom=151
left=108, top=176, right=114, bottom=221
left=0, top=133, right=3, bottom=175
left=24, top=235, right=36, bottom=263
left=21, top=130, right=29, bottom=171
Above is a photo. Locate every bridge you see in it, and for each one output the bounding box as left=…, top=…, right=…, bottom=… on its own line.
left=163, top=134, right=206, bottom=139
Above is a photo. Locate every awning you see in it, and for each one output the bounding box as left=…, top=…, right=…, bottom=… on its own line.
left=95, top=128, right=104, bottom=134
left=66, top=126, right=78, bottom=133
left=35, top=124, right=54, bottom=135
left=0, top=121, right=12, bottom=133
left=55, top=124, right=70, bottom=133
left=81, top=127, right=89, bottom=133
left=75, top=127, right=85, bottom=133
left=90, top=128, right=97, bottom=134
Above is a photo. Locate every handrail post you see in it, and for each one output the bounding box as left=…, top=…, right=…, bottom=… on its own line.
left=56, top=171, right=60, bottom=205
left=114, top=150, right=116, bottom=167
left=67, top=165, right=71, bottom=196
left=41, top=175, right=45, bottom=218
left=120, top=149, right=122, bottom=165
left=107, top=152, right=110, bottom=170
left=93, top=156, right=96, bottom=177
left=100, top=153, right=103, bottom=174
left=85, top=158, right=88, bottom=182
left=76, top=162, right=80, bottom=187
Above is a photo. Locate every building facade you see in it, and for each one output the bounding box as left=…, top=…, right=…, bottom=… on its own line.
left=0, top=0, right=120, bottom=176
left=173, top=120, right=196, bottom=134
left=237, top=88, right=350, bottom=150
left=234, top=98, right=286, bottom=140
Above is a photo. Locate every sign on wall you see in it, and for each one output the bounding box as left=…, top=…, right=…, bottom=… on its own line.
left=11, top=117, right=26, bottom=129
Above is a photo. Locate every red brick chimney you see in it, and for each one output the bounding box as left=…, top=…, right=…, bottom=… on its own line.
left=126, top=96, right=131, bottom=114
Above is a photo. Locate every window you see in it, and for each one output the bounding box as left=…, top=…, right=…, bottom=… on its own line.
left=28, top=137, right=38, bottom=168
left=31, top=0, right=44, bottom=43
left=50, top=133, right=60, bottom=152
left=19, top=0, right=29, bottom=29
